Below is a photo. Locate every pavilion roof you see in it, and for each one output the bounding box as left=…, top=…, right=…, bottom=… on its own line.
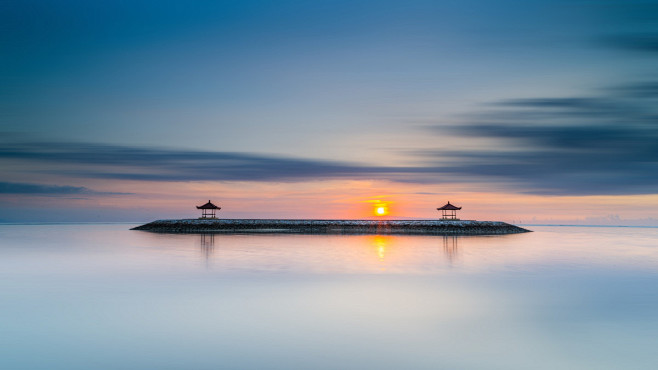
left=196, top=200, right=221, bottom=209
left=437, top=202, right=462, bottom=210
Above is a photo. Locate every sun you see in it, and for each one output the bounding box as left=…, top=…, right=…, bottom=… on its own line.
left=366, top=199, right=392, bottom=217
left=375, top=205, right=389, bottom=216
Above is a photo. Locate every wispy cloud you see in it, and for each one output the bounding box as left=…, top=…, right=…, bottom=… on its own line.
left=4, top=104, right=657, bottom=197
left=0, top=140, right=399, bottom=182
left=601, top=32, right=658, bottom=53
left=0, top=181, right=128, bottom=195
left=4, top=19, right=658, bottom=198
left=423, top=82, right=658, bottom=195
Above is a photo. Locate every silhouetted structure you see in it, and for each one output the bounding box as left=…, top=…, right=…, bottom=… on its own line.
left=437, top=201, right=462, bottom=220
left=196, top=200, right=221, bottom=219
left=133, top=219, right=531, bottom=235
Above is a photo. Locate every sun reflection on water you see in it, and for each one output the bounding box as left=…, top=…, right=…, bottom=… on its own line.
left=372, top=235, right=389, bottom=262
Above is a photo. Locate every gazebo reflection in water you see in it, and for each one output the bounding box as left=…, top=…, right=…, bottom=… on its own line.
left=199, top=233, right=215, bottom=261
left=442, top=235, right=459, bottom=263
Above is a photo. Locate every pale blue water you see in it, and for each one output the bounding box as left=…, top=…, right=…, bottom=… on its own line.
left=1, top=224, right=657, bottom=369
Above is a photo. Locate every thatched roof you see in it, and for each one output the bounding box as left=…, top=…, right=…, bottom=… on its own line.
left=437, top=201, right=461, bottom=211
left=196, top=200, right=220, bottom=209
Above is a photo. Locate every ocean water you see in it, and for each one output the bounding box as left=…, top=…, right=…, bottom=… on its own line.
left=0, top=224, right=657, bottom=370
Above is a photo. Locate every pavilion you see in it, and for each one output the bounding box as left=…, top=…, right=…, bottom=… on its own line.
left=196, top=200, right=221, bottom=219
left=437, top=201, right=462, bottom=220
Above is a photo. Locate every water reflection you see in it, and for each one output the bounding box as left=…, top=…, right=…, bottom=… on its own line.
left=198, top=234, right=216, bottom=268
left=130, top=231, right=474, bottom=273
left=371, top=235, right=390, bottom=269
left=368, top=234, right=462, bottom=269
left=199, top=233, right=215, bottom=255
left=129, top=226, right=658, bottom=275
left=442, top=235, right=459, bottom=264
left=3, top=225, right=658, bottom=370
left=181, top=233, right=468, bottom=273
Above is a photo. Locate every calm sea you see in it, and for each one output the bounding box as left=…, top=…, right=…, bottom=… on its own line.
left=1, top=224, right=657, bottom=369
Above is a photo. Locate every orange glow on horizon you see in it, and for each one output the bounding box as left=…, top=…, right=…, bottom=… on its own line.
left=368, top=199, right=391, bottom=217
left=23, top=177, right=658, bottom=225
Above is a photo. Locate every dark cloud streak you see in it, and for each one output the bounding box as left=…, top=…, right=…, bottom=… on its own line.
left=424, top=81, right=658, bottom=195
left=0, top=181, right=127, bottom=195
left=601, top=33, right=658, bottom=53
left=0, top=140, right=406, bottom=182
left=3, top=93, right=658, bottom=197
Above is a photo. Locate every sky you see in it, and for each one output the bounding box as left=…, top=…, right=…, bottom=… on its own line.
left=2, top=0, right=658, bottom=224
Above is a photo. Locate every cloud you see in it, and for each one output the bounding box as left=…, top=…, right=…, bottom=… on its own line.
left=611, top=81, right=658, bottom=98
left=0, top=182, right=127, bottom=195
left=0, top=140, right=401, bottom=182
left=422, top=82, right=658, bottom=195
left=3, top=90, right=658, bottom=198
left=601, top=33, right=658, bottom=53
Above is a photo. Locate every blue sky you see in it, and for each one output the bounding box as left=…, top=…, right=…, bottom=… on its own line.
left=2, top=0, right=658, bottom=222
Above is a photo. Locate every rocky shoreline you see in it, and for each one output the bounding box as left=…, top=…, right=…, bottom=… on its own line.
left=131, top=219, right=531, bottom=235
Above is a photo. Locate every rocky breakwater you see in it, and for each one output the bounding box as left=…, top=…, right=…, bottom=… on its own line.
left=131, top=219, right=531, bottom=235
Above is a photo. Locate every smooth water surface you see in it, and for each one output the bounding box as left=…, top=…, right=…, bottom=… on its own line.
left=1, top=225, right=657, bottom=369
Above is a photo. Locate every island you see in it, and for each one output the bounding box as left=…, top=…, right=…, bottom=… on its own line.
left=131, top=219, right=531, bottom=235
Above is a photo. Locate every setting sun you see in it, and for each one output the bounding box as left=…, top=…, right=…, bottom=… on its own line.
left=366, top=199, right=391, bottom=217
left=375, top=205, right=389, bottom=216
